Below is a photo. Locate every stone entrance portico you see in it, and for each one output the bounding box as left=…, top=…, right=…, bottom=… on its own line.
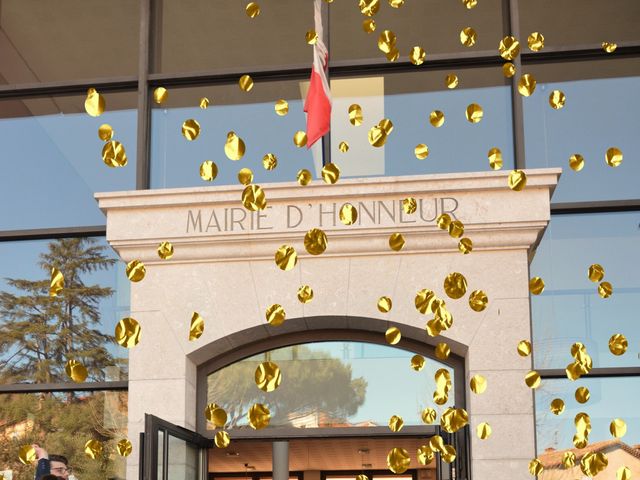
left=97, top=169, right=560, bottom=480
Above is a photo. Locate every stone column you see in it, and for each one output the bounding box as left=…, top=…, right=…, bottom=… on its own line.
left=273, top=441, right=290, bottom=480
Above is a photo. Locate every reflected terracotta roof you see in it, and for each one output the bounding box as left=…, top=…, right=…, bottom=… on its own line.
left=540, top=440, right=640, bottom=468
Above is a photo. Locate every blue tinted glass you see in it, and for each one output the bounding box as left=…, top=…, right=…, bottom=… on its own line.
left=150, top=82, right=317, bottom=188
left=530, top=212, right=640, bottom=369
left=0, top=92, right=137, bottom=230
left=523, top=60, right=640, bottom=202
left=0, top=237, right=130, bottom=382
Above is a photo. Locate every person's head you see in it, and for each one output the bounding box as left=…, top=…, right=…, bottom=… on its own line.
left=49, top=454, right=71, bottom=480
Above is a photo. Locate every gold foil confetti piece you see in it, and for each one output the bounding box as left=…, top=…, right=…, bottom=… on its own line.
left=204, top=403, right=228, bottom=427
left=245, top=2, right=260, bottom=18
left=368, top=125, right=387, bottom=147
left=549, top=90, right=566, bottom=109
left=429, top=435, right=445, bottom=453
left=297, top=169, right=312, bottom=186
left=239, top=74, right=254, bottom=92
left=293, top=130, right=308, bottom=148
left=465, top=103, right=483, bottom=123
left=126, top=259, right=146, bottom=282
left=411, top=354, right=425, bottom=371
left=153, top=87, right=168, bottom=105
left=356, top=475, right=368, bottom=480
left=388, top=415, right=404, bottom=432
left=588, top=264, right=605, bottom=282
left=117, top=439, right=133, bottom=457
left=297, top=285, right=314, bottom=303
left=529, top=458, right=544, bottom=476
left=529, top=277, right=545, bottom=295
left=415, top=143, right=429, bottom=159
left=50, top=267, right=64, bottom=297
left=84, top=439, right=103, bottom=459
left=508, top=169, right=527, bottom=191
left=200, top=160, right=218, bottom=181
left=448, top=220, right=464, bottom=238
left=605, top=147, right=623, bottom=167
left=304, top=228, right=328, bottom=255
left=434, top=369, right=452, bottom=405
left=462, top=0, right=477, bottom=8
left=421, top=407, right=436, bottom=424
left=417, top=445, right=434, bottom=465
left=389, top=233, right=405, bottom=251
left=338, top=141, right=349, bottom=153
left=441, top=446, right=457, bottom=464
left=359, top=0, right=380, bottom=16
left=65, top=359, right=88, bottom=383
left=85, top=88, right=105, bottom=116
left=306, top=30, right=318, bottom=45
left=262, top=153, right=278, bottom=170
left=189, top=312, right=205, bottom=341
left=275, top=99, right=289, bottom=116
left=388, top=0, right=404, bottom=7
left=248, top=403, right=271, bottom=429
left=429, top=110, right=445, bottom=127
left=445, top=74, right=459, bottom=89
left=444, top=272, right=467, bottom=299
left=609, top=334, right=628, bottom=356
left=580, top=452, right=608, bottom=477
left=562, top=451, right=576, bottom=468
left=499, top=36, right=520, bottom=60
left=182, top=119, right=201, bottom=141
left=98, top=124, right=113, bottom=141
left=387, top=447, right=410, bottom=474
left=575, top=386, right=590, bottom=403
left=437, top=213, right=452, bottom=230
left=199, top=97, right=210, bottom=109
left=458, top=238, right=473, bottom=254
left=610, top=419, right=627, bottom=438
left=377, top=30, right=397, bottom=54
left=569, top=154, right=585, bottom=172
left=488, top=147, right=503, bottom=170
left=517, top=340, right=532, bottom=357
left=435, top=342, right=451, bottom=360
left=363, top=18, right=376, bottom=33
left=517, top=74, right=536, bottom=97
left=380, top=118, right=395, bottom=134
left=115, top=317, right=141, bottom=348
left=242, top=184, right=267, bottom=211
left=440, top=407, right=468, bottom=433
left=385, top=327, right=401, bottom=345
left=377, top=296, right=392, bottom=313
left=224, top=131, right=246, bottom=160
left=409, top=46, right=426, bottom=65
left=265, top=304, right=286, bottom=326
left=477, top=422, right=492, bottom=439
left=275, top=245, right=298, bottom=271
left=550, top=398, right=565, bottom=415
left=255, top=361, right=282, bottom=392
left=602, top=42, right=617, bottom=53
left=339, top=203, right=358, bottom=225
left=460, top=27, right=477, bottom=47
left=214, top=431, right=231, bottom=448
left=525, top=370, right=541, bottom=389
left=385, top=47, right=399, bottom=62
left=18, top=445, right=36, bottom=464
left=238, top=168, right=254, bottom=185
left=470, top=374, right=487, bottom=394
left=598, top=281, right=613, bottom=298
left=102, top=140, right=128, bottom=167
left=527, top=32, right=545, bottom=51
left=617, top=466, right=632, bottom=480
left=468, top=290, right=488, bottom=312
left=349, top=104, right=363, bottom=126
left=415, top=289, right=437, bottom=314
left=403, top=197, right=417, bottom=214
left=502, top=62, right=516, bottom=78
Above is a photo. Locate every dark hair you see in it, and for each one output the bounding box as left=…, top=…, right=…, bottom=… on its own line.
left=48, top=454, right=69, bottom=466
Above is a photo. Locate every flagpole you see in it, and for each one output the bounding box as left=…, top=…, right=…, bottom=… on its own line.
left=319, top=0, right=331, bottom=167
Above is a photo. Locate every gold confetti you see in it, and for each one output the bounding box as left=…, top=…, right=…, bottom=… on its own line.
left=85, top=88, right=105, bottom=116
left=321, top=163, right=340, bottom=185
left=529, top=277, right=545, bottom=295
left=84, top=439, right=103, bottom=459
left=265, top=304, right=286, bottom=326
left=525, top=370, right=541, bottom=389
left=410, top=354, right=425, bottom=371
left=460, top=27, right=477, bottom=47
left=517, top=74, right=536, bottom=97
left=389, top=233, right=405, bottom=251
left=617, top=466, right=632, bottom=480
left=239, top=74, right=254, bottom=92
left=605, top=147, right=623, bottom=167
left=255, top=361, right=282, bottom=392
left=50, top=267, right=64, bottom=297
left=409, top=46, right=426, bottom=65
left=440, top=407, right=468, bottom=433
left=465, top=103, right=483, bottom=123
left=204, top=403, right=228, bottom=427
left=387, top=447, right=410, bottom=474
left=477, top=422, right=492, bottom=439
left=448, top=220, right=464, bottom=238
left=435, top=342, right=450, bottom=360
left=262, top=153, right=278, bottom=170
left=415, top=289, right=437, bottom=314
left=245, top=2, right=260, bottom=18
left=242, top=185, right=267, bottom=211
left=98, top=124, right=113, bottom=141
left=297, top=169, right=312, bottom=186
left=359, top=0, right=380, bottom=17
left=224, top=131, right=246, bottom=160
left=527, top=32, right=545, bottom=51
left=444, top=272, right=467, bottom=299
left=562, top=451, right=576, bottom=468
left=588, top=264, right=605, bottom=282
left=517, top=340, right=532, bottom=357
left=126, top=259, right=146, bottom=282
left=339, top=203, right=358, bottom=225
left=385, top=327, right=401, bottom=345
left=402, top=197, right=417, bottom=214
left=65, top=359, right=88, bottom=383
left=18, top=445, right=36, bottom=465
left=200, top=160, right=218, bottom=181
left=508, top=169, right=527, bottom=191
left=529, top=458, right=544, bottom=476
left=306, top=30, right=318, bottom=45
left=470, top=374, right=487, bottom=394
left=156, top=241, right=174, bottom=260
left=580, top=452, right=608, bottom=477
left=388, top=415, right=404, bottom=432
left=377, top=296, right=392, bottom=313
left=115, top=317, right=141, bottom=348
left=349, top=104, right=363, bottom=126
left=434, top=369, right=452, bottom=405
left=338, top=141, right=349, bottom=153
left=248, top=403, right=271, bottom=429
left=499, top=36, right=520, bottom=60
left=356, top=475, right=369, bottom=480
left=363, top=18, right=376, bottom=33
left=610, top=418, right=627, bottom=438
left=297, top=285, right=314, bottom=303
left=275, top=99, right=289, bottom=116
left=550, top=398, right=565, bottom=415
left=152, top=87, right=168, bottom=105
left=421, top=407, right=436, bottom=424
left=437, top=213, right=452, bottom=230
left=214, top=431, right=231, bottom=448
left=377, top=30, right=397, bottom=54
left=199, top=97, right=209, bottom=109
left=388, top=0, right=404, bottom=7
left=292, top=130, right=308, bottom=148
left=502, top=62, right=516, bottom=78
left=462, top=0, right=477, bottom=8
left=304, top=228, right=328, bottom=255
left=368, top=125, right=387, bottom=147
left=441, top=445, right=457, bottom=464
left=116, top=439, right=133, bottom=457
left=602, top=42, right=617, bottom=53
left=468, top=290, right=488, bottom=312
left=415, top=144, right=429, bottom=159
left=429, top=110, right=445, bottom=127
left=102, top=141, right=128, bottom=167
left=182, top=119, right=201, bottom=141
left=429, top=435, right=445, bottom=453
left=417, top=445, right=434, bottom=466
left=609, top=334, right=628, bottom=356
left=445, top=74, right=459, bottom=89
left=488, top=147, right=503, bottom=170
left=598, top=281, right=613, bottom=298
left=573, top=386, right=589, bottom=404
left=275, top=245, right=298, bottom=271
left=189, top=312, right=204, bottom=341
left=549, top=90, right=566, bottom=109
left=569, top=154, right=585, bottom=172
left=238, top=168, right=254, bottom=185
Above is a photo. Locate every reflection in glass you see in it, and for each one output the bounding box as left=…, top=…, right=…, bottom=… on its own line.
left=0, top=92, right=137, bottom=229
left=207, top=342, right=455, bottom=430
left=167, top=435, right=199, bottom=480
left=0, top=237, right=130, bottom=383
left=0, top=390, right=128, bottom=479
left=530, top=213, right=640, bottom=369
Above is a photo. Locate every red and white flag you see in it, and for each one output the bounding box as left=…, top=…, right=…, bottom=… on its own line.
left=304, top=0, right=331, bottom=148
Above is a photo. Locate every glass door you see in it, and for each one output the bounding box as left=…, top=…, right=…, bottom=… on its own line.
left=142, top=414, right=211, bottom=480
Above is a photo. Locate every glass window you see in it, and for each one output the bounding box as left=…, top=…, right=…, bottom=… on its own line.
left=0, top=237, right=130, bottom=383
left=154, top=0, right=309, bottom=74
left=522, top=59, right=640, bottom=203
left=0, top=1, right=138, bottom=84
left=530, top=213, right=640, bottom=369
left=330, top=0, right=505, bottom=62
left=331, top=68, right=514, bottom=178
left=0, top=390, right=128, bottom=479
left=150, top=81, right=317, bottom=189
left=519, top=0, right=640, bottom=49
left=0, top=92, right=137, bottom=230
left=207, top=341, right=455, bottom=430
left=167, top=434, right=199, bottom=480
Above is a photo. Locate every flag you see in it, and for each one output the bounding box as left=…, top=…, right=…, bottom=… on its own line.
left=304, top=0, right=331, bottom=148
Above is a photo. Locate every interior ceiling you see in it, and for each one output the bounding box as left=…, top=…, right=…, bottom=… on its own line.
left=209, top=437, right=436, bottom=473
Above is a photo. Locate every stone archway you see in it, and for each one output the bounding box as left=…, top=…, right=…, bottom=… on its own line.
left=98, top=169, right=559, bottom=479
